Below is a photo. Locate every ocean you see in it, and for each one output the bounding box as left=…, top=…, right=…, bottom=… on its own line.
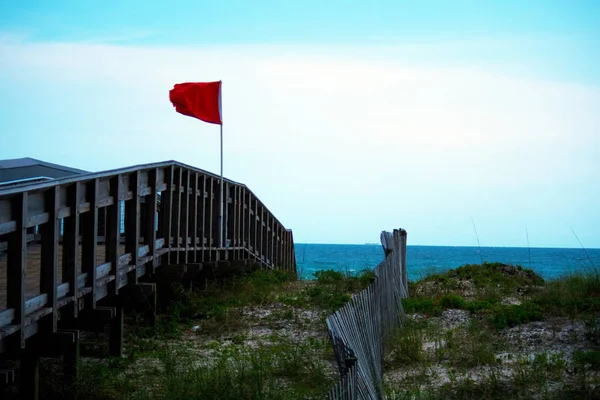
left=295, top=244, right=600, bottom=281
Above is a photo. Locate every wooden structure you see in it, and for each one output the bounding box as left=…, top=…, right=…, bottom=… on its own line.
left=0, top=160, right=296, bottom=398
left=327, top=229, right=407, bottom=400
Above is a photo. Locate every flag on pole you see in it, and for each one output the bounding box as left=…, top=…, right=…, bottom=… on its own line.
left=169, top=80, right=225, bottom=248
left=169, top=81, right=222, bottom=125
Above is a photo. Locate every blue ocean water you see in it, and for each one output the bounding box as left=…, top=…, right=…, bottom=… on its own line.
left=295, top=244, right=600, bottom=281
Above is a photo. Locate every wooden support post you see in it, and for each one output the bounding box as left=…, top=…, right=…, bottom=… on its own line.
left=109, top=304, right=124, bottom=357
left=159, top=165, right=174, bottom=265
left=125, top=171, right=140, bottom=284
left=172, top=167, right=182, bottom=264
left=40, top=186, right=60, bottom=332
left=283, top=231, right=288, bottom=271
left=81, top=179, right=99, bottom=308
left=201, top=175, right=207, bottom=261
left=259, top=205, right=265, bottom=261
left=270, top=217, right=275, bottom=267
left=279, top=229, right=284, bottom=271
left=264, top=213, right=269, bottom=264
left=61, top=330, right=80, bottom=394
left=146, top=169, right=158, bottom=272
left=247, top=193, right=252, bottom=253
left=235, top=186, right=241, bottom=260
left=241, top=187, right=246, bottom=253
left=191, top=172, right=198, bottom=263
left=278, top=224, right=283, bottom=268
left=8, top=192, right=27, bottom=348
left=106, top=175, right=122, bottom=295
left=273, top=224, right=278, bottom=267
left=62, top=183, right=80, bottom=317
left=288, top=231, right=292, bottom=272
left=290, top=230, right=296, bottom=275
left=20, top=348, right=40, bottom=400
left=182, top=170, right=190, bottom=263
left=208, top=177, right=215, bottom=253
left=252, top=197, right=257, bottom=258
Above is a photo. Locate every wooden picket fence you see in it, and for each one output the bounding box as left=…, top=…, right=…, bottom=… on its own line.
left=326, top=228, right=408, bottom=400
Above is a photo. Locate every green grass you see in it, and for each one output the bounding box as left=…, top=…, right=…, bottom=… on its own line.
left=158, top=269, right=295, bottom=335
left=281, top=269, right=375, bottom=312
left=532, top=272, right=600, bottom=317
left=58, top=336, right=334, bottom=400
left=420, top=262, right=543, bottom=293
left=36, top=267, right=382, bottom=400
left=385, top=263, right=600, bottom=399
left=403, top=263, right=600, bottom=330
left=159, top=268, right=375, bottom=337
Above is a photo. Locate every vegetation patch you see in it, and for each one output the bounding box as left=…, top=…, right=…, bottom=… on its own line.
left=32, top=268, right=378, bottom=400
left=281, top=269, right=375, bottom=312
left=385, top=263, right=600, bottom=399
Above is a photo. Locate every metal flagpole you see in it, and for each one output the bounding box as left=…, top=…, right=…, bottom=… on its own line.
left=219, top=124, right=224, bottom=249
left=218, top=81, right=224, bottom=249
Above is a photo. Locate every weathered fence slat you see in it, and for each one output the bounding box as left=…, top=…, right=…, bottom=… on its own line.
left=327, top=228, right=408, bottom=400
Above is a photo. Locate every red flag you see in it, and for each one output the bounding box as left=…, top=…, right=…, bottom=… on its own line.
left=169, top=81, right=222, bottom=125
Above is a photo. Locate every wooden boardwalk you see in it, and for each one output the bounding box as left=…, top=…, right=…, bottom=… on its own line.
left=0, top=160, right=296, bottom=355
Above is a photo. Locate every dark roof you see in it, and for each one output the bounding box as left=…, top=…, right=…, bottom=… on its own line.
left=0, top=157, right=89, bottom=175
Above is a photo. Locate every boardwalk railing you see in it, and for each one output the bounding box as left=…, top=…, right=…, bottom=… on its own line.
left=327, top=228, right=408, bottom=400
left=0, top=160, right=296, bottom=350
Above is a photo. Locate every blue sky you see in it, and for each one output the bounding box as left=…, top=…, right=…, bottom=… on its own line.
left=1, top=1, right=599, bottom=247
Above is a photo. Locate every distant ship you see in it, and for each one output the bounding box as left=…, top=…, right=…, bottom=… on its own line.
left=364, top=242, right=379, bottom=245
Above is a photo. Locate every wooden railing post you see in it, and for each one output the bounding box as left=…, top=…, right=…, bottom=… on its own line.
left=182, top=169, right=190, bottom=263
left=257, top=204, right=262, bottom=260
left=172, top=167, right=182, bottom=264
left=125, top=171, right=140, bottom=285
left=207, top=177, right=213, bottom=252
left=146, top=168, right=158, bottom=272
left=241, top=188, right=246, bottom=253
left=159, top=165, right=173, bottom=264
left=290, top=230, right=296, bottom=275
left=81, top=179, right=99, bottom=308
left=106, top=175, right=122, bottom=295
left=62, top=182, right=80, bottom=317
left=190, top=172, right=198, bottom=263
left=201, top=174, right=207, bottom=261
left=7, top=192, right=27, bottom=348
left=236, top=186, right=241, bottom=259
left=248, top=195, right=252, bottom=255
left=253, top=198, right=258, bottom=259
left=40, top=186, right=59, bottom=332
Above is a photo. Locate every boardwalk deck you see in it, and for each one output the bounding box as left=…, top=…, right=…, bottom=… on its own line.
left=0, top=160, right=296, bottom=354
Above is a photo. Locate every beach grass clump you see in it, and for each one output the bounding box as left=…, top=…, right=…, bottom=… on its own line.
left=60, top=336, right=334, bottom=400
left=281, top=268, right=375, bottom=312
left=487, top=301, right=543, bottom=329
left=385, top=317, right=429, bottom=367
left=385, top=263, right=600, bottom=399
left=435, top=321, right=500, bottom=368
left=532, top=271, right=600, bottom=317
left=418, top=262, right=543, bottom=298
left=402, top=263, right=600, bottom=329
left=160, top=269, right=295, bottom=335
